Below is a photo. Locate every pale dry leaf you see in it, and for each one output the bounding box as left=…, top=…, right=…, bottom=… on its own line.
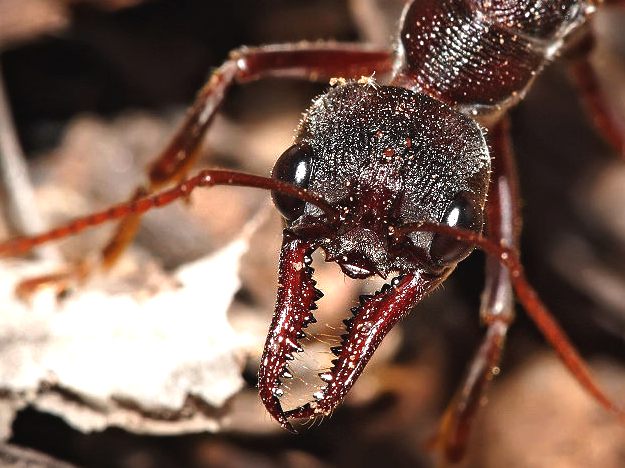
left=0, top=0, right=67, bottom=48
left=0, top=209, right=270, bottom=437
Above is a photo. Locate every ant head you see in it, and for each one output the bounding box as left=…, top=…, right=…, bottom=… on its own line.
left=271, top=82, right=490, bottom=278
left=262, top=83, right=492, bottom=429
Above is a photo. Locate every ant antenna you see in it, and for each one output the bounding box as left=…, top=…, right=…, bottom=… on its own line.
left=393, top=221, right=625, bottom=424
left=0, top=169, right=339, bottom=257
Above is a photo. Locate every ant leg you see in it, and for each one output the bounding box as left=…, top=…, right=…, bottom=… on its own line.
left=396, top=232, right=625, bottom=444
left=396, top=217, right=625, bottom=440
left=433, top=117, right=521, bottom=463
left=107, top=44, right=392, bottom=263
left=568, top=32, right=625, bottom=157
left=14, top=44, right=393, bottom=295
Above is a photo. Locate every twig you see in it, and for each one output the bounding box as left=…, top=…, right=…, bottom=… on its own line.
left=0, top=60, right=60, bottom=261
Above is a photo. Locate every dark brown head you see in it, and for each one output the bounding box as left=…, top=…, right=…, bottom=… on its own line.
left=260, top=82, right=490, bottom=429
left=274, top=83, right=490, bottom=275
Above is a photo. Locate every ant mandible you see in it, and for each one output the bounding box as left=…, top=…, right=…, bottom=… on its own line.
left=1, top=0, right=625, bottom=463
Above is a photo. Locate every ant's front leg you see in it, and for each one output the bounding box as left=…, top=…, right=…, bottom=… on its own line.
left=568, top=30, right=625, bottom=157
left=15, top=44, right=393, bottom=297
left=433, top=117, right=521, bottom=463
left=102, top=44, right=393, bottom=268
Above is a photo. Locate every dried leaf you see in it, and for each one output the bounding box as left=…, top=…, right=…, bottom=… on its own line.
left=0, top=211, right=270, bottom=436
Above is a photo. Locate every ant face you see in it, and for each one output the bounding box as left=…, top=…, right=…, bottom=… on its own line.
left=262, top=83, right=493, bottom=428
left=273, top=83, right=491, bottom=278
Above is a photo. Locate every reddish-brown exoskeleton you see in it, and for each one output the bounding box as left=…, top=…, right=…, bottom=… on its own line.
left=2, top=0, right=625, bottom=463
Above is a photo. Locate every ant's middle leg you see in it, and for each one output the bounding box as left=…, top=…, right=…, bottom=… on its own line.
left=16, top=44, right=393, bottom=297
left=433, top=117, right=521, bottom=463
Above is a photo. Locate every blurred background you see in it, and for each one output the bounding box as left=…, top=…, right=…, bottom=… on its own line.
left=1, top=1, right=625, bottom=467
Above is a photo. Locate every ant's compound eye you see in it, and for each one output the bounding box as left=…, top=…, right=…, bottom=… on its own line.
left=271, top=143, right=313, bottom=220
left=429, top=192, right=483, bottom=266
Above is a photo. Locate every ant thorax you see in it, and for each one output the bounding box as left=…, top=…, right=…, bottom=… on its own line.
left=394, top=0, right=594, bottom=120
